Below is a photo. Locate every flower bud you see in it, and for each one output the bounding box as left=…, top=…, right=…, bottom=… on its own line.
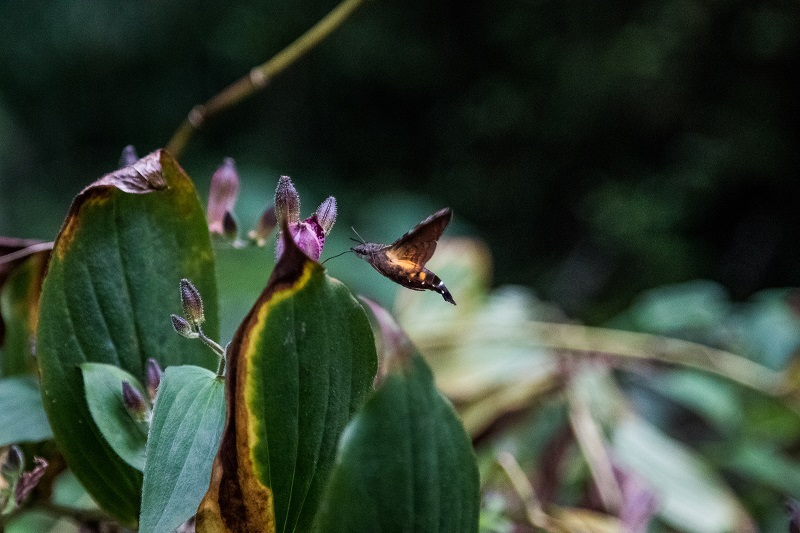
left=207, top=158, right=240, bottom=236
left=248, top=205, right=277, bottom=246
left=275, top=176, right=300, bottom=225
left=314, top=196, right=337, bottom=235
left=179, top=278, right=205, bottom=327
left=122, top=381, right=148, bottom=423
left=119, top=145, right=139, bottom=168
left=146, top=358, right=163, bottom=401
left=171, top=314, right=198, bottom=339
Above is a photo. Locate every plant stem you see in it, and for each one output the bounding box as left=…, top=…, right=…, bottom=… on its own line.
left=166, top=0, right=370, bottom=158
left=197, top=329, right=225, bottom=357
left=566, top=383, right=621, bottom=514
left=197, top=329, right=227, bottom=377
left=496, top=451, right=549, bottom=529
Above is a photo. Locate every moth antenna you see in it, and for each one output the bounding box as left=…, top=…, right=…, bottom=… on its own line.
left=350, top=227, right=367, bottom=244
left=321, top=249, right=354, bottom=265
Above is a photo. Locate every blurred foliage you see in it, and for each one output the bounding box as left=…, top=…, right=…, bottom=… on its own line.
left=3, top=1, right=800, bottom=530
left=2, top=0, right=800, bottom=321
left=389, top=237, right=800, bottom=532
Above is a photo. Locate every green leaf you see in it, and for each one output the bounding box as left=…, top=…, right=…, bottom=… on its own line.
left=37, top=150, right=219, bottom=526
left=0, top=376, right=53, bottom=445
left=313, top=300, right=480, bottom=533
left=723, top=442, right=800, bottom=497
left=140, top=365, right=224, bottom=533
left=80, top=362, right=148, bottom=471
left=0, top=250, right=48, bottom=376
left=197, top=228, right=377, bottom=533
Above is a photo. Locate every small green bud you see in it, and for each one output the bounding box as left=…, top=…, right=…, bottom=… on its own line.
left=171, top=314, right=198, bottom=339
left=146, top=358, right=163, bottom=401
left=179, top=278, right=205, bottom=326
left=122, top=381, right=149, bottom=423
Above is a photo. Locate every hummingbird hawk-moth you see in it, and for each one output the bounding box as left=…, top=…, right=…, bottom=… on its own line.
left=351, top=207, right=456, bottom=305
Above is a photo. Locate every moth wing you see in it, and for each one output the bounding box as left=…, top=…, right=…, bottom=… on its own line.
left=387, top=208, right=452, bottom=266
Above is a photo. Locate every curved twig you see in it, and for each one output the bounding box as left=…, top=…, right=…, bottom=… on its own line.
left=166, top=0, right=370, bottom=158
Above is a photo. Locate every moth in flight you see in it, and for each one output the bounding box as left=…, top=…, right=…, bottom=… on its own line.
left=351, top=208, right=456, bottom=305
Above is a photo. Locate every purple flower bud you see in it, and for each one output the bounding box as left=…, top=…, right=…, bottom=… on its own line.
left=171, top=314, right=198, bottom=339
left=248, top=205, right=277, bottom=246
left=119, top=145, right=139, bottom=168
left=146, top=358, right=163, bottom=401
left=180, top=278, right=205, bottom=326
left=122, top=381, right=148, bottom=423
left=315, top=196, right=337, bottom=235
left=275, top=176, right=300, bottom=225
left=208, top=158, right=240, bottom=236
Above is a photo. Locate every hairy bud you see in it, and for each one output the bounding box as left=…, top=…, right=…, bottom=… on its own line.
left=171, top=314, right=198, bottom=339
left=146, top=358, right=163, bottom=401
left=180, top=278, right=205, bottom=327
left=122, top=381, right=148, bottom=423
left=315, top=196, right=337, bottom=235
left=275, top=176, right=301, bottom=225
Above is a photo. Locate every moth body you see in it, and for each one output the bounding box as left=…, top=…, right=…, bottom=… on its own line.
left=350, top=208, right=456, bottom=305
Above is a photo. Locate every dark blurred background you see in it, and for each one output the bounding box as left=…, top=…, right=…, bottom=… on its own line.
left=1, top=0, right=799, bottom=322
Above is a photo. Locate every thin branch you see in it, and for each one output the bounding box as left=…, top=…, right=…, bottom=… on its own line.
left=166, top=0, right=370, bottom=158
left=566, top=383, right=622, bottom=514
left=496, top=451, right=550, bottom=529
left=0, top=241, right=53, bottom=266
left=410, top=320, right=784, bottom=398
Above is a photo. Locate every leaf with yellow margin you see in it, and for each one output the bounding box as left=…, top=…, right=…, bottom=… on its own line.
left=196, top=223, right=377, bottom=533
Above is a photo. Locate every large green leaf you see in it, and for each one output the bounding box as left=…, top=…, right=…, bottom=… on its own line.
left=37, top=150, right=219, bottom=526
left=0, top=249, right=48, bottom=376
left=140, top=365, right=225, bottom=533
left=197, top=228, right=377, bottom=533
left=313, top=299, right=480, bottom=533
left=0, top=376, right=53, bottom=445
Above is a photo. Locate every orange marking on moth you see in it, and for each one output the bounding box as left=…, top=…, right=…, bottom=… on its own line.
left=418, top=271, right=426, bottom=280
